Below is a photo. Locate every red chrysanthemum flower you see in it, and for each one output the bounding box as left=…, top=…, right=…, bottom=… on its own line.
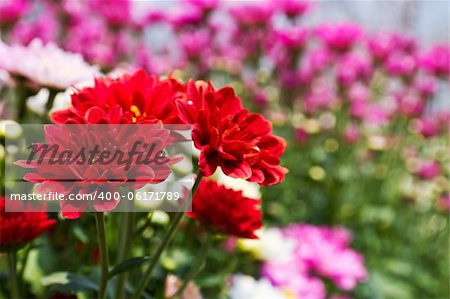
left=176, top=81, right=288, bottom=186
left=41, top=70, right=187, bottom=219
left=52, top=70, right=287, bottom=186
left=186, top=180, right=263, bottom=239
left=46, top=70, right=287, bottom=218
left=17, top=124, right=179, bottom=219
left=0, top=198, right=56, bottom=251
left=51, top=69, right=185, bottom=125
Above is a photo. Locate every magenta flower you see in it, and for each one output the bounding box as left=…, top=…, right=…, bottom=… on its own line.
left=273, top=26, right=308, bottom=50
left=183, top=0, right=220, bottom=12
left=65, top=18, right=115, bottom=66
left=262, top=225, right=367, bottom=299
left=307, top=48, right=333, bottom=72
left=343, top=125, right=360, bottom=144
left=276, top=0, right=313, bottom=18
left=229, top=4, right=273, bottom=27
left=386, top=52, right=417, bottom=77
left=417, top=160, right=441, bottom=180
left=88, top=0, right=132, bottom=26
left=364, top=104, right=391, bottom=126
left=0, top=0, right=28, bottom=24
left=367, top=32, right=403, bottom=62
left=438, top=194, right=450, bottom=211
left=394, top=92, right=424, bottom=117
left=316, top=22, right=362, bottom=52
left=303, top=83, right=336, bottom=113
left=336, top=53, right=372, bottom=86
left=414, top=76, right=437, bottom=98
left=140, top=10, right=167, bottom=26
left=9, top=3, right=60, bottom=45
left=62, top=0, right=89, bottom=25
left=414, top=118, right=440, bottom=138
left=179, top=29, right=212, bottom=59
left=348, top=84, right=369, bottom=103
left=420, top=44, right=450, bottom=77
left=294, top=128, right=309, bottom=143
left=170, top=7, right=203, bottom=29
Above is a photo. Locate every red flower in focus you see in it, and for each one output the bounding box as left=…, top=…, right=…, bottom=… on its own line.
left=51, top=69, right=184, bottom=125
left=0, top=198, right=56, bottom=251
left=51, top=69, right=287, bottom=189
left=176, top=81, right=288, bottom=186
left=186, top=180, right=262, bottom=239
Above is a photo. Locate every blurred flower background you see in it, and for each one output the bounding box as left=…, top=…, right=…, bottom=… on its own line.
left=0, top=0, right=449, bottom=298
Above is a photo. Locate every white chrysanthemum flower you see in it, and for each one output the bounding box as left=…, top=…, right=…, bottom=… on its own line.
left=215, top=167, right=261, bottom=199
left=27, top=88, right=49, bottom=116
left=237, top=228, right=296, bottom=261
left=50, top=79, right=96, bottom=113
left=0, top=39, right=99, bottom=90
left=259, top=228, right=296, bottom=261
left=229, top=275, right=287, bottom=299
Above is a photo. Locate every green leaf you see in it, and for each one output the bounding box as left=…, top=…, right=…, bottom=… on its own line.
left=42, top=272, right=98, bottom=292
left=109, top=257, right=150, bottom=278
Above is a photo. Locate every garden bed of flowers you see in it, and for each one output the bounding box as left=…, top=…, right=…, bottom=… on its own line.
left=0, top=0, right=449, bottom=299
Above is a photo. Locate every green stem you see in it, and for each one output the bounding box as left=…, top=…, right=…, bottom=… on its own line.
left=14, top=83, right=31, bottom=123
left=131, top=174, right=203, bottom=299
left=18, top=244, right=32, bottom=288
left=95, top=212, right=109, bottom=299
left=114, top=212, right=134, bottom=299
left=170, top=234, right=211, bottom=299
left=7, top=250, right=19, bottom=299
left=43, top=89, right=58, bottom=123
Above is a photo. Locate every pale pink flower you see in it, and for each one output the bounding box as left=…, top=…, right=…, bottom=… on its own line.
left=0, top=39, right=99, bottom=90
left=348, top=83, right=369, bottom=103
left=362, top=104, right=390, bottom=126
left=303, top=84, right=336, bottom=113
left=165, top=274, right=202, bottom=299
